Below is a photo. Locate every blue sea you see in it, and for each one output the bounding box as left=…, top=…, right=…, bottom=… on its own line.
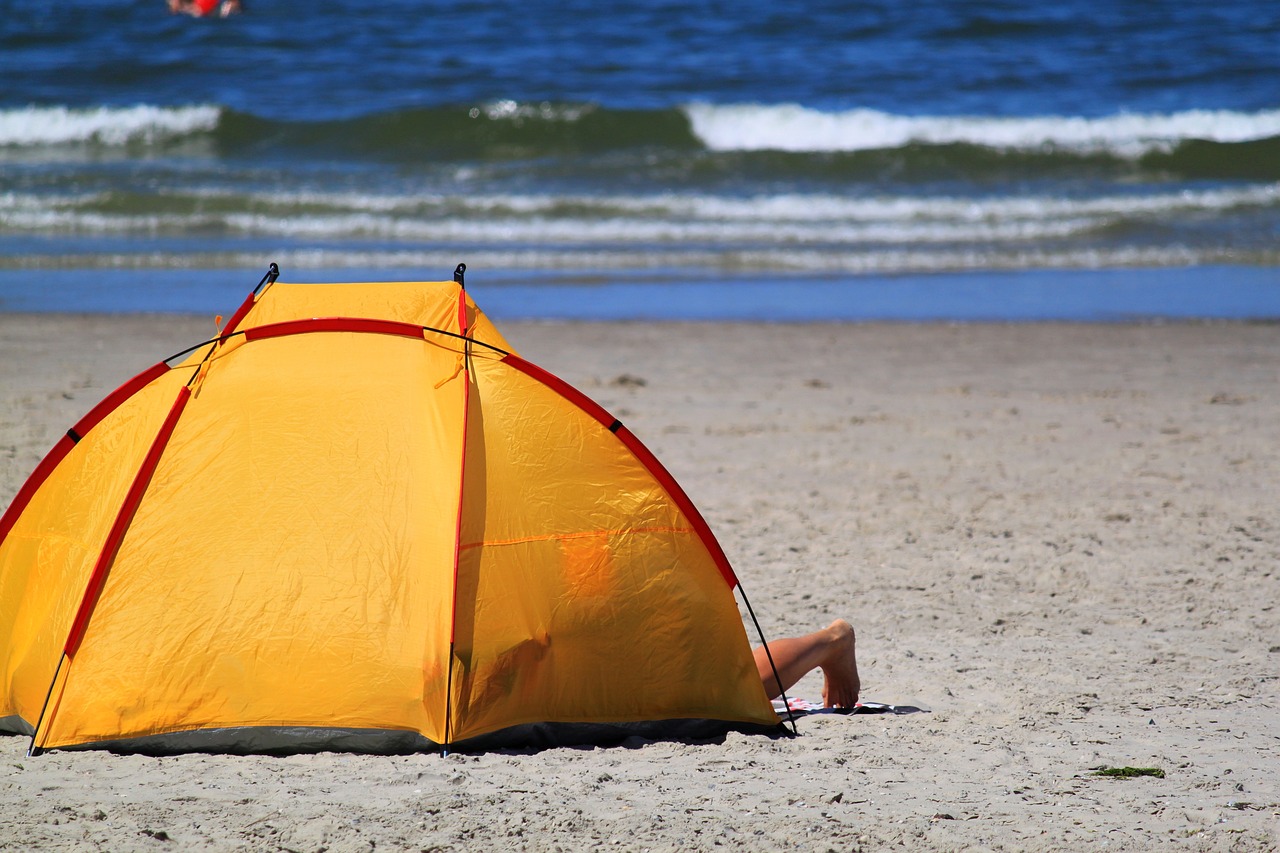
left=1, top=0, right=1278, bottom=320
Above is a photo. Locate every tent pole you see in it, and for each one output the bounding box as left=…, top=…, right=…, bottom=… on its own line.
left=443, top=645, right=455, bottom=755
left=442, top=272, right=472, bottom=757
left=31, top=384, right=192, bottom=755
left=253, top=262, right=280, bottom=296
left=197, top=262, right=281, bottom=377
left=737, top=585, right=800, bottom=736
left=26, top=652, right=67, bottom=757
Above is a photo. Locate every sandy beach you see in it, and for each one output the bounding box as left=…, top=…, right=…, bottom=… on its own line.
left=1, top=314, right=1277, bottom=851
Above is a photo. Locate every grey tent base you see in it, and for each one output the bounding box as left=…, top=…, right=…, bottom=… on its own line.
left=0, top=715, right=33, bottom=736
left=5, top=718, right=787, bottom=756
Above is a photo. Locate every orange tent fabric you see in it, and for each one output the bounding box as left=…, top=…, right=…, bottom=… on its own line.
left=0, top=270, right=777, bottom=753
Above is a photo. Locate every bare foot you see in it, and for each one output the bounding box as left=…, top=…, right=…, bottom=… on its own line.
left=820, top=619, right=860, bottom=708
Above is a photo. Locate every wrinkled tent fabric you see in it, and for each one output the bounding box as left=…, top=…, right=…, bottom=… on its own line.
left=0, top=275, right=778, bottom=754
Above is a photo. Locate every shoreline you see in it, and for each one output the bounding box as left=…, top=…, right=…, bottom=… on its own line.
left=1, top=264, right=1279, bottom=322
left=2, top=316, right=1277, bottom=850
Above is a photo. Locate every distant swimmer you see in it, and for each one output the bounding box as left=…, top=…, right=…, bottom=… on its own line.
left=168, top=0, right=241, bottom=17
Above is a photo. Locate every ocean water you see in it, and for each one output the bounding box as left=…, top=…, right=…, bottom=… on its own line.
left=1, top=0, right=1278, bottom=318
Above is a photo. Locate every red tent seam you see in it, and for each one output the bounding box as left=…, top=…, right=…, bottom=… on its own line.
left=0, top=362, right=171, bottom=548
left=64, top=385, right=192, bottom=658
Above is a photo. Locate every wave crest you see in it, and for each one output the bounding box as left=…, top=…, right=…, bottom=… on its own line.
left=0, top=105, right=222, bottom=146
left=682, top=104, right=1280, bottom=155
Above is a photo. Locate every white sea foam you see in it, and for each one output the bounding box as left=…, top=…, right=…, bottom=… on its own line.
left=0, top=105, right=221, bottom=146
left=15, top=245, right=1234, bottom=275
left=0, top=208, right=1095, bottom=244
left=471, top=100, right=593, bottom=122
left=5, top=242, right=1271, bottom=275
left=682, top=104, right=1280, bottom=155
left=3, top=183, right=1275, bottom=247
left=96, top=182, right=1276, bottom=225
left=215, top=213, right=1100, bottom=244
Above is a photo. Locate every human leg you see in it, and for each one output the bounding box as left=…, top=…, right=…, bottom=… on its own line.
left=754, top=618, right=860, bottom=708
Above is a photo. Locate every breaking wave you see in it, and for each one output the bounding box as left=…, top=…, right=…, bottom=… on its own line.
left=0, top=105, right=222, bottom=147
left=2, top=103, right=1277, bottom=275
left=4, top=103, right=1280, bottom=173
left=684, top=104, right=1280, bottom=156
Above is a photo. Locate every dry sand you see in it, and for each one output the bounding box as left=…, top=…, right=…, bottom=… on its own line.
left=0, top=314, right=1277, bottom=851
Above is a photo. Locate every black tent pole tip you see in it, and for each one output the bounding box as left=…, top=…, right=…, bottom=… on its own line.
left=253, top=262, right=280, bottom=296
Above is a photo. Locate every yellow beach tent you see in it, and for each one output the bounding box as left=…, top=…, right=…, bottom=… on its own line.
left=0, top=266, right=780, bottom=754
